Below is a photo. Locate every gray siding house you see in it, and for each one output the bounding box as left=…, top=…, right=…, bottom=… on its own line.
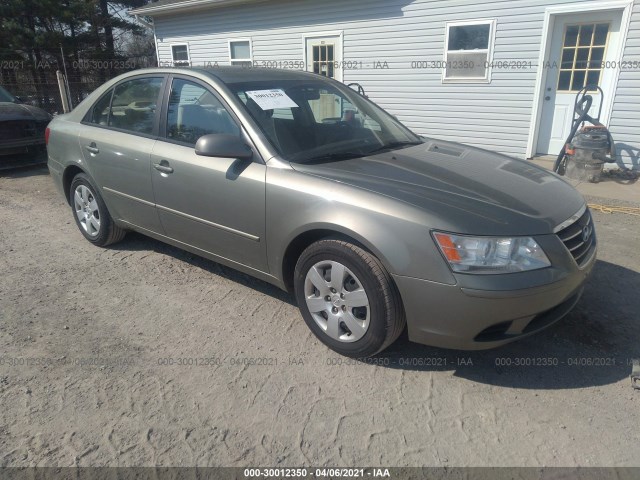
left=131, top=0, right=640, bottom=169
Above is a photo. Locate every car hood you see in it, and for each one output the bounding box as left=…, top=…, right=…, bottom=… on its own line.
left=0, top=102, right=51, bottom=122
left=290, top=139, right=585, bottom=235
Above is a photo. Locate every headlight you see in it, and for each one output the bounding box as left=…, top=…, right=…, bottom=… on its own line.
left=433, top=232, right=551, bottom=274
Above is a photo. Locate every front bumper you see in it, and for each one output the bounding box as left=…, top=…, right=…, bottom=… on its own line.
left=0, top=137, right=45, bottom=156
left=393, top=240, right=596, bottom=350
left=0, top=119, right=47, bottom=155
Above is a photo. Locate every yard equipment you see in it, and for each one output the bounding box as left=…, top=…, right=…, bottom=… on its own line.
left=554, top=86, right=616, bottom=183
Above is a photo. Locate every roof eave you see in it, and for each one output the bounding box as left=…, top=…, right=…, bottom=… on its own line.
left=129, top=0, right=261, bottom=17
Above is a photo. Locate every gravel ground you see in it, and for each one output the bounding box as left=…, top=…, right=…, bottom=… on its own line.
left=0, top=166, right=638, bottom=467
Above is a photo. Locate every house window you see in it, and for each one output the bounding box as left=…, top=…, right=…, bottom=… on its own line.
left=171, top=44, right=190, bottom=66
left=443, top=20, right=496, bottom=82
left=229, top=40, right=252, bottom=66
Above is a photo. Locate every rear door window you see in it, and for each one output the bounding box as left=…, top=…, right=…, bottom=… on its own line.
left=108, top=77, right=163, bottom=135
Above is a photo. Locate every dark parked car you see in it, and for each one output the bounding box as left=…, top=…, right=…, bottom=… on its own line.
left=46, top=68, right=596, bottom=357
left=0, top=85, right=51, bottom=156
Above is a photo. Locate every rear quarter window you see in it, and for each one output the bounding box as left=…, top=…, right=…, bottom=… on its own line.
left=85, top=90, right=113, bottom=125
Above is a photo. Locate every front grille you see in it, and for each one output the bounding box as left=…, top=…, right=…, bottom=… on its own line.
left=556, top=208, right=596, bottom=267
left=0, top=120, right=43, bottom=141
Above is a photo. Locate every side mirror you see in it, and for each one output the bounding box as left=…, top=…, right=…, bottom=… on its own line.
left=195, top=134, right=253, bottom=160
left=14, top=96, right=24, bottom=103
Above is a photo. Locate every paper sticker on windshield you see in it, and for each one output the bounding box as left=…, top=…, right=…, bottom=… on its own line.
left=246, top=89, right=298, bottom=110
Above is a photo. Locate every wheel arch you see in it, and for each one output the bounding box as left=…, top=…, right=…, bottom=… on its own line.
left=62, top=164, right=88, bottom=205
left=280, top=225, right=395, bottom=293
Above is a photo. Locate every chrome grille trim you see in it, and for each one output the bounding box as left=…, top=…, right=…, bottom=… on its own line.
left=555, top=207, right=596, bottom=268
left=553, top=204, right=587, bottom=233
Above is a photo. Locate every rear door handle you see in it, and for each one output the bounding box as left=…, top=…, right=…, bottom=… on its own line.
left=85, top=143, right=99, bottom=155
left=153, top=162, right=174, bottom=174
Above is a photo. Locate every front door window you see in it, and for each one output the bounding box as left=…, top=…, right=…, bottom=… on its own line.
left=166, top=78, right=240, bottom=145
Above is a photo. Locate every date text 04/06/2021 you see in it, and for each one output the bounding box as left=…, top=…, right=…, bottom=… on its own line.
left=243, top=468, right=391, bottom=478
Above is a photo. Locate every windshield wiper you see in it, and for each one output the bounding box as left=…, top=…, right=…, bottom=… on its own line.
left=366, top=140, right=423, bottom=155
left=302, top=151, right=366, bottom=164
left=299, top=140, right=423, bottom=164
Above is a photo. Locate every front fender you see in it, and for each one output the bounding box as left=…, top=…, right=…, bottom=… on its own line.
left=266, top=167, right=456, bottom=285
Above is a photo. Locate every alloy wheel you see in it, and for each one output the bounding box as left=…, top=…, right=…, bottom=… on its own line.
left=73, top=184, right=101, bottom=237
left=304, top=260, right=370, bottom=342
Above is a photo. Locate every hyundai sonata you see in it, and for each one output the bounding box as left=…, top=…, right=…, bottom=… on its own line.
left=46, top=68, right=596, bottom=357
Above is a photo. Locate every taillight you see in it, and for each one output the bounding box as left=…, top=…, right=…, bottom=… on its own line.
left=45, top=127, right=50, bottom=145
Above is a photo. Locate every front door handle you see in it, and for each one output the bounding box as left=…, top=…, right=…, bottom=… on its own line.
left=85, top=143, right=99, bottom=155
left=153, top=161, right=174, bottom=174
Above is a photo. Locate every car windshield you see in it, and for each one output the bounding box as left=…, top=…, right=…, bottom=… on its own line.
left=0, top=86, right=17, bottom=103
left=228, top=79, right=422, bottom=163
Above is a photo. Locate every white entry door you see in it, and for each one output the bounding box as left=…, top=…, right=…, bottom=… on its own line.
left=305, top=34, right=343, bottom=121
left=536, top=11, right=622, bottom=155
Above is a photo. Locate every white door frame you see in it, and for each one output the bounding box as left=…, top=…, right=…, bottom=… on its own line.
left=302, top=31, right=344, bottom=82
left=526, top=0, right=633, bottom=158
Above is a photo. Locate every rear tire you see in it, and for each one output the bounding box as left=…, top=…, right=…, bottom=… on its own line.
left=70, top=173, right=126, bottom=247
left=294, top=239, right=405, bottom=357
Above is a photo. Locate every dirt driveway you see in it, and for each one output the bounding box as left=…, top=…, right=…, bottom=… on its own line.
left=0, top=166, right=638, bottom=467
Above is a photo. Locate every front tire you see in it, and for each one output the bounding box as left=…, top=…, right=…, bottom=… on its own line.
left=294, top=239, right=405, bottom=357
left=70, top=173, right=125, bottom=247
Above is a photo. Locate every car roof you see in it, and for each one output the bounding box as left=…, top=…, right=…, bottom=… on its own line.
left=190, top=66, right=321, bottom=84
left=111, top=67, right=329, bottom=87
